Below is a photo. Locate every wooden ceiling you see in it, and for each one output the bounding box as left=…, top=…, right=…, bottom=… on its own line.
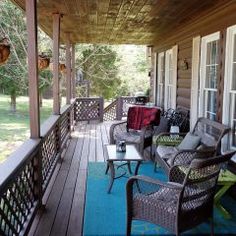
left=12, top=0, right=231, bottom=45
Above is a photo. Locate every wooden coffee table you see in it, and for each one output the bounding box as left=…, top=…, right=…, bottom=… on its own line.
left=105, top=144, right=143, bottom=193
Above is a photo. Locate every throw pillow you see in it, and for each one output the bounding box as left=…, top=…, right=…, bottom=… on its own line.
left=178, top=132, right=201, bottom=150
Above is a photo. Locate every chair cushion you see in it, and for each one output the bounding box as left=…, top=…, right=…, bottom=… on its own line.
left=178, top=132, right=201, bottom=150
left=115, top=130, right=142, bottom=144
left=156, top=146, right=178, bottom=158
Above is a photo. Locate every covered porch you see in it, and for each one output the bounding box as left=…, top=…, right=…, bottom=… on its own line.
left=1, top=0, right=236, bottom=235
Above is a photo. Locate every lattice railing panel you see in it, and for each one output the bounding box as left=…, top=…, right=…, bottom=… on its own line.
left=41, top=127, right=59, bottom=191
left=104, top=100, right=117, bottom=121
left=121, top=96, right=136, bottom=117
left=74, top=98, right=103, bottom=122
left=60, top=109, right=71, bottom=147
left=0, top=153, right=38, bottom=236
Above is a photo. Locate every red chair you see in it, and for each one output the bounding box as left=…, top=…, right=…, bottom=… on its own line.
left=109, top=106, right=161, bottom=158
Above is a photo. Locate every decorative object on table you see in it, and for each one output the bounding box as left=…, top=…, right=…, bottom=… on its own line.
left=116, top=140, right=126, bottom=152
left=0, top=38, right=10, bottom=66
left=170, top=125, right=179, bottom=138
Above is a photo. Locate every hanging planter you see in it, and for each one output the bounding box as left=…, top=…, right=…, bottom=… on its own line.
left=38, top=54, right=50, bottom=70
left=59, top=63, right=66, bottom=73
left=48, top=62, right=66, bottom=73
left=0, top=38, right=10, bottom=66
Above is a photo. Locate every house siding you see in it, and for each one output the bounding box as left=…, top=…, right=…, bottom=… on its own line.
left=150, top=1, right=236, bottom=122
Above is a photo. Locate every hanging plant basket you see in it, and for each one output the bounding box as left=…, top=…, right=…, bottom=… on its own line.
left=59, top=63, right=66, bottom=73
left=0, top=38, right=10, bottom=66
left=38, top=54, right=50, bottom=70
left=48, top=62, right=66, bottom=73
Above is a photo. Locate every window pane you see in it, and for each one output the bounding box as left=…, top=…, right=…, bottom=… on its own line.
left=206, top=40, right=219, bottom=65
left=232, top=63, right=236, bottom=90
left=205, top=65, right=218, bottom=89
left=205, top=90, right=217, bottom=121
left=234, top=34, right=236, bottom=62
left=232, top=120, right=236, bottom=147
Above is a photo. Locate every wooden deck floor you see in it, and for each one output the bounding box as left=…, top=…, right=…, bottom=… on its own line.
left=29, top=121, right=113, bottom=236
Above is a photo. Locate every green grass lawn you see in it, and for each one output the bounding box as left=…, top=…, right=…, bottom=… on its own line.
left=0, top=94, right=56, bottom=163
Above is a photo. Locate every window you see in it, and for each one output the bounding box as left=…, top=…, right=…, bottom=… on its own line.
left=199, top=32, right=220, bottom=121
left=164, top=45, right=178, bottom=110
left=223, top=25, right=236, bottom=149
left=157, top=52, right=165, bottom=107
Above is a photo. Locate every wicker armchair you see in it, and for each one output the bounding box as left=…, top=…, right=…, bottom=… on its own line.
left=109, top=106, right=161, bottom=158
left=155, top=117, right=230, bottom=174
left=126, top=151, right=235, bottom=236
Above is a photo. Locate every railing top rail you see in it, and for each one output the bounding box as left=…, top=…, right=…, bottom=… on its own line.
left=104, top=100, right=117, bottom=111
left=60, top=104, right=72, bottom=114
left=41, top=115, right=60, bottom=137
left=76, top=97, right=102, bottom=101
left=0, top=138, right=40, bottom=189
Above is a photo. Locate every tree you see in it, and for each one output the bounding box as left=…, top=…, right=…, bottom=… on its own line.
left=76, top=44, right=122, bottom=100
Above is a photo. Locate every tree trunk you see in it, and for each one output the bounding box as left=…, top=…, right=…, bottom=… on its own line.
left=10, top=94, right=16, bottom=113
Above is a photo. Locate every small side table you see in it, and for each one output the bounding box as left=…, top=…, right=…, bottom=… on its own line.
left=105, top=145, right=143, bottom=194
left=214, top=169, right=236, bottom=219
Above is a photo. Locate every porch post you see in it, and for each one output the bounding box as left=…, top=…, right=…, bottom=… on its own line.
left=25, top=0, right=40, bottom=139
left=71, top=44, right=76, bottom=98
left=66, top=33, right=72, bottom=104
left=53, top=13, right=61, bottom=115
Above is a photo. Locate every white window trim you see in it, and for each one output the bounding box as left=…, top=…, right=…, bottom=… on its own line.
left=164, top=45, right=178, bottom=110
left=222, top=25, right=236, bottom=151
left=199, top=31, right=220, bottom=118
left=153, top=52, right=157, bottom=105
left=190, top=36, right=201, bottom=131
left=157, top=52, right=164, bottom=107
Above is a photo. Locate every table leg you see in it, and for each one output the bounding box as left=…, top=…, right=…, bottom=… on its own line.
left=134, top=161, right=142, bottom=175
left=107, top=161, right=115, bottom=194
left=127, top=161, right=132, bottom=174
left=105, top=162, right=109, bottom=174
left=214, top=184, right=232, bottom=219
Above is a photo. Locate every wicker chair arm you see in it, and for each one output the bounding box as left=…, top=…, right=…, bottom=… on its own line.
left=140, top=125, right=153, bottom=138
left=109, top=120, right=127, bottom=144
left=170, top=149, right=216, bottom=167
left=127, top=175, right=183, bottom=194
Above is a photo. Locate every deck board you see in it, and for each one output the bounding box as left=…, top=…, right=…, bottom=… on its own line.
left=31, top=121, right=112, bottom=236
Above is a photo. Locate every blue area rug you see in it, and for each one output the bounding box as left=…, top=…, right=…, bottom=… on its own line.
left=83, top=162, right=236, bottom=235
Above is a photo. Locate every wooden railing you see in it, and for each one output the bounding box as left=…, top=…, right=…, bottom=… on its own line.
left=0, top=96, right=134, bottom=235
left=74, top=97, right=104, bottom=122
left=103, top=99, right=117, bottom=121
left=0, top=102, right=74, bottom=236
left=103, top=96, right=136, bottom=121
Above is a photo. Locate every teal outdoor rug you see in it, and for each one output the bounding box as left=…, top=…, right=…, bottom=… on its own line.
left=83, top=162, right=236, bottom=235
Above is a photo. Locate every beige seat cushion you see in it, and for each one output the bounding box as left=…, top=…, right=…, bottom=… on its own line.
left=156, top=145, right=178, bottom=158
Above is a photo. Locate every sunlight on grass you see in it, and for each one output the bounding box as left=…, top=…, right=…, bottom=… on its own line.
left=0, top=94, right=54, bottom=162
